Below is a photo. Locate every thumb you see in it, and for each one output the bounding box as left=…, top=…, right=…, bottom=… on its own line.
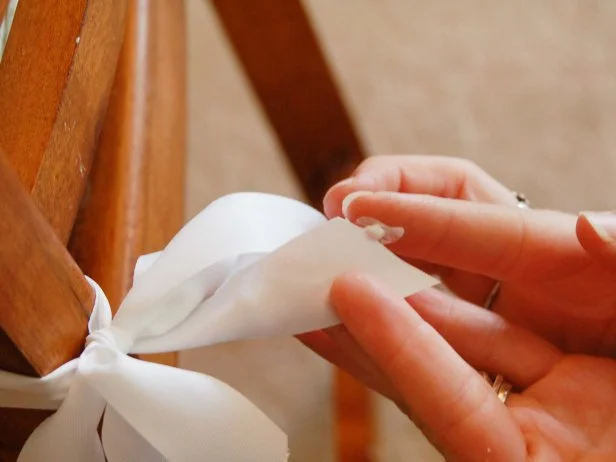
left=576, top=211, right=616, bottom=271
left=330, top=273, right=525, bottom=460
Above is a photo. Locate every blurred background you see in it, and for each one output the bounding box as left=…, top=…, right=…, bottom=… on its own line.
left=181, top=1, right=616, bottom=461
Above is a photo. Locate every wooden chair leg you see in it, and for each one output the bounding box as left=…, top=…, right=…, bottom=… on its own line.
left=211, top=2, right=372, bottom=460
left=211, top=0, right=365, bottom=208
left=0, top=0, right=127, bottom=243
left=69, top=0, right=186, bottom=367
left=0, top=152, right=94, bottom=457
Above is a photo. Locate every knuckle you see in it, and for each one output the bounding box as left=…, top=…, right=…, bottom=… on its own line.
left=453, top=157, right=480, bottom=173
left=355, top=154, right=411, bottom=174
left=492, top=208, right=528, bottom=278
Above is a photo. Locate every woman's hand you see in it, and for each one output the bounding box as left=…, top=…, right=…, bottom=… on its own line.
left=300, top=274, right=616, bottom=461
left=321, top=155, right=616, bottom=355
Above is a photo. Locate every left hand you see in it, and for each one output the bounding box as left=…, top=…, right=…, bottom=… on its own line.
left=299, top=273, right=616, bottom=461
left=320, top=156, right=616, bottom=355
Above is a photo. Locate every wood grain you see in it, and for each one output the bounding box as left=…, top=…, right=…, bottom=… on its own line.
left=0, top=0, right=127, bottom=242
left=138, top=0, right=186, bottom=367
left=0, top=0, right=184, bottom=454
left=0, top=152, right=93, bottom=454
left=211, top=0, right=365, bottom=209
left=0, top=0, right=126, bottom=455
left=69, top=0, right=186, bottom=367
left=0, top=154, right=93, bottom=376
left=0, top=0, right=8, bottom=23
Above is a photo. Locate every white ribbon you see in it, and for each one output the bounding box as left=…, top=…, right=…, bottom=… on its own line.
left=0, top=192, right=437, bottom=461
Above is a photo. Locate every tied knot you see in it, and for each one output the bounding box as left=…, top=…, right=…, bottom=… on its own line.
left=86, top=325, right=134, bottom=354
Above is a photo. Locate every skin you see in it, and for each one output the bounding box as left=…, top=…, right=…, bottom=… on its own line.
left=298, top=155, right=616, bottom=461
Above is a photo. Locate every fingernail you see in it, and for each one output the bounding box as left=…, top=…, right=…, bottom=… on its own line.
left=581, top=211, right=616, bottom=242
left=355, top=216, right=405, bottom=245
left=342, top=191, right=373, bottom=218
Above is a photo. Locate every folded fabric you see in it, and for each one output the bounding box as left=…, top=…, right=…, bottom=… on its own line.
left=0, top=192, right=438, bottom=461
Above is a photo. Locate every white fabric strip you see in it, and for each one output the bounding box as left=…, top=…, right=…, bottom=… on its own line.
left=0, top=192, right=438, bottom=461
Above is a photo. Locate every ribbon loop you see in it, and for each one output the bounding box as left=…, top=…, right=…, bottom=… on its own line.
left=0, top=192, right=438, bottom=461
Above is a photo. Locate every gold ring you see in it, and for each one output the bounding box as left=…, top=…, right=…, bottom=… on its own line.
left=496, top=380, right=512, bottom=404
left=478, top=372, right=512, bottom=405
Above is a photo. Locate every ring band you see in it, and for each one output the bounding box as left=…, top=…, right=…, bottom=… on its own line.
left=496, top=380, right=512, bottom=404
left=479, top=372, right=512, bottom=404
left=491, top=374, right=504, bottom=392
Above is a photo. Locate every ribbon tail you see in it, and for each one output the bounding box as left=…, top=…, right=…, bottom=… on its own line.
left=82, top=352, right=288, bottom=462
left=17, top=376, right=106, bottom=462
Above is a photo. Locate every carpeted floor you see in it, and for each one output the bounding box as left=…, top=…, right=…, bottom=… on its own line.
left=180, top=1, right=616, bottom=460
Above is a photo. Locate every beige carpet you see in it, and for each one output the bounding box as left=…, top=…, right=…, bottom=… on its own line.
left=180, top=1, right=616, bottom=461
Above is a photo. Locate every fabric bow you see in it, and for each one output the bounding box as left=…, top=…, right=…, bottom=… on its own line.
left=0, top=193, right=437, bottom=461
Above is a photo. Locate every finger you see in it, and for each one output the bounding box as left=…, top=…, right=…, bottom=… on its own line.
left=345, top=192, right=588, bottom=282
left=576, top=212, right=616, bottom=272
left=332, top=273, right=526, bottom=461
left=408, top=288, right=563, bottom=388
left=296, top=330, right=398, bottom=400
left=323, top=155, right=517, bottom=218
left=324, top=156, right=520, bottom=305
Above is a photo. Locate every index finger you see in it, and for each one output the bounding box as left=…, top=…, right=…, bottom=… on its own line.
left=324, top=155, right=517, bottom=218
left=345, top=192, right=588, bottom=282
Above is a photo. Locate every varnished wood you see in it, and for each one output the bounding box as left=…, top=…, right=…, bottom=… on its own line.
left=0, top=154, right=93, bottom=376
left=69, top=0, right=153, bottom=310
left=0, top=0, right=184, bottom=454
left=69, top=0, right=186, bottom=367
left=138, top=0, right=186, bottom=367
left=0, top=0, right=128, bottom=456
left=0, top=0, right=127, bottom=242
left=211, top=0, right=365, bottom=208
left=0, top=153, right=94, bottom=454
left=0, top=0, right=9, bottom=23
left=0, top=409, right=51, bottom=460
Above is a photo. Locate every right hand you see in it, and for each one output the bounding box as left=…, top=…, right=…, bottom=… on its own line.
left=300, top=272, right=616, bottom=461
